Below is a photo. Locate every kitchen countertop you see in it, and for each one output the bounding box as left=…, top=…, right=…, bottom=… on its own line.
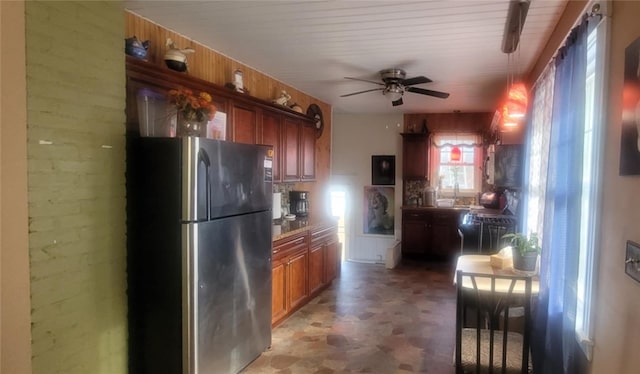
left=401, top=205, right=506, bottom=215
left=401, top=205, right=471, bottom=212
left=272, top=215, right=337, bottom=242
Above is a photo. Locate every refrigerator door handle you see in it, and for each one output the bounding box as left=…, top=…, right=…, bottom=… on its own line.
left=198, top=149, right=212, bottom=221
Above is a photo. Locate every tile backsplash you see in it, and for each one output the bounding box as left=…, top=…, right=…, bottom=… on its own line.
left=273, top=183, right=294, bottom=213
left=404, top=180, right=477, bottom=206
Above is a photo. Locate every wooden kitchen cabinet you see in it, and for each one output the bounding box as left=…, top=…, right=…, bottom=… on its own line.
left=272, top=222, right=340, bottom=326
left=401, top=133, right=429, bottom=180
left=124, top=57, right=316, bottom=161
left=325, top=238, right=340, bottom=283
left=401, top=208, right=464, bottom=258
left=271, top=256, right=287, bottom=323
left=402, top=211, right=430, bottom=256
left=288, top=249, right=309, bottom=311
left=271, top=233, right=309, bottom=325
left=309, top=224, right=340, bottom=296
left=301, top=123, right=316, bottom=181
left=308, top=242, right=325, bottom=295
left=260, top=111, right=282, bottom=182
left=283, top=118, right=301, bottom=181
left=282, top=118, right=316, bottom=182
left=231, top=103, right=258, bottom=144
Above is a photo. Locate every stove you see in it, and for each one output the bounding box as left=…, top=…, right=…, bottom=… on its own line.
left=459, top=212, right=518, bottom=253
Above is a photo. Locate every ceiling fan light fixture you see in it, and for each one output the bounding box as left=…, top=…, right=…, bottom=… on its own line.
left=384, top=83, right=404, bottom=102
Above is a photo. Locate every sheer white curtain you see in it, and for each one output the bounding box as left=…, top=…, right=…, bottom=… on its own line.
left=523, top=65, right=555, bottom=240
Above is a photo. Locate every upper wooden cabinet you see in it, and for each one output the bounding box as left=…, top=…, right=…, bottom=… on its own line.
left=260, top=112, right=282, bottom=182
left=125, top=57, right=316, bottom=181
left=281, top=119, right=316, bottom=182
left=231, top=103, right=258, bottom=144
left=301, top=124, right=316, bottom=181
left=283, top=118, right=301, bottom=181
left=401, top=133, right=429, bottom=180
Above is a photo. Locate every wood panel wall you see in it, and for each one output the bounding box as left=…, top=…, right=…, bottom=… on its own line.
left=125, top=11, right=333, bottom=219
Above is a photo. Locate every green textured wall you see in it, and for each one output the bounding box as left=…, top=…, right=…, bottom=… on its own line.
left=25, top=1, right=127, bottom=373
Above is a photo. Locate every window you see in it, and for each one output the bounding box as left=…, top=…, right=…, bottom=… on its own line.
left=430, top=134, right=482, bottom=194
left=575, top=11, right=607, bottom=360
left=523, top=3, right=607, bottom=362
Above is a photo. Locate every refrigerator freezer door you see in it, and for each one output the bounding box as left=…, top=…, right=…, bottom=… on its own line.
left=183, top=210, right=272, bottom=374
left=182, top=138, right=272, bottom=222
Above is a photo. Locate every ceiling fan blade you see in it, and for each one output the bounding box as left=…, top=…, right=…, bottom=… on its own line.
left=392, top=98, right=404, bottom=106
left=406, top=86, right=450, bottom=99
left=402, top=76, right=432, bottom=86
left=340, top=87, right=384, bottom=97
left=344, top=77, right=385, bottom=85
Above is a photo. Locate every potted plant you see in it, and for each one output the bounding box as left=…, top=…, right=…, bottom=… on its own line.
left=502, top=232, right=541, bottom=273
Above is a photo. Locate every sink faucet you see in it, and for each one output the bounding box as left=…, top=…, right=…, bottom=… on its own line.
left=453, top=182, right=459, bottom=204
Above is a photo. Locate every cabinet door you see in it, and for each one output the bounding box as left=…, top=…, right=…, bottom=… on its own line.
left=426, top=211, right=462, bottom=258
left=402, top=135, right=429, bottom=179
left=283, top=118, right=301, bottom=181
left=308, top=244, right=325, bottom=295
left=260, top=112, right=282, bottom=182
left=325, top=239, right=340, bottom=283
left=232, top=103, right=258, bottom=144
left=427, top=220, right=454, bottom=257
left=301, top=124, right=316, bottom=180
left=287, top=250, right=308, bottom=310
left=402, top=220, right=428, bottom=255
left=271, top=258, right=288, bottom=324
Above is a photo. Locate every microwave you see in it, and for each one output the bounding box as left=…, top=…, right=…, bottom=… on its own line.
left=485, top=144, right=523, bottom=188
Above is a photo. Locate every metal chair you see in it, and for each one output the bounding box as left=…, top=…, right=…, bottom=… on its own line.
left=455, top=270, right=533, bottom=374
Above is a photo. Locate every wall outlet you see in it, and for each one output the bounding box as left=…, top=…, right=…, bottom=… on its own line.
left=625, top=240, right=640, bottom=283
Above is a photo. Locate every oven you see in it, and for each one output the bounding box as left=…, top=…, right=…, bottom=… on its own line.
left=458, top=212, right=518, bottom=254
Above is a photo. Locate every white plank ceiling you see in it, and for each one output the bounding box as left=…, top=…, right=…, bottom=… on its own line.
left=124, top=0, right=569, bottom=114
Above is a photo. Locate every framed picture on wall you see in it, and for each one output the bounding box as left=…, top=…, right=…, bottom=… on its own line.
left=371, top=155, right=395, bottom=185
left=363, top=186, right=394, bottom=235
left=619, top=36, right=640, bottom=175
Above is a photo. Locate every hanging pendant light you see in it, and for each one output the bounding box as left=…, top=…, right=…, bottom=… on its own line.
left=504, top=81, right=528, bottom=118
left=498, top=0, right=530, bottom=129
left=451, top=146, right=462, bottom=162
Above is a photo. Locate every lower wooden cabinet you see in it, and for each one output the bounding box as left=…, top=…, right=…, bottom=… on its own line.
left=309, top=224, right=340, bottom=296
left=271, top=233, right=308, bottom=325
left=288, top=249, right=309, bottom=311
left=308, top=243, right=325, bottom=295
left=325, top=239, right=340, bottom=283
left=401, top=208, right=465, bottom=259
left=272, top=222, right=340, bottom=326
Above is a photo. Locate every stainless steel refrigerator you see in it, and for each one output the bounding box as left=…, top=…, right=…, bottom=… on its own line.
left=127, top=137, right=273, bottom=374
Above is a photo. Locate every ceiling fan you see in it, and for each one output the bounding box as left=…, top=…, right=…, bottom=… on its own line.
left=340, top=68, right=450, bottom=106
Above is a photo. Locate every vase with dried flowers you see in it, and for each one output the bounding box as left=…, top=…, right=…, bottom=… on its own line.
left=168, top=88, right=216, bottom=137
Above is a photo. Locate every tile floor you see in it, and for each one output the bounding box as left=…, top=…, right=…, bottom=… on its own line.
left=242, top=259, right=457, bottom=374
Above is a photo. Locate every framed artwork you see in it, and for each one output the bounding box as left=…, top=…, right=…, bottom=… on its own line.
left=371, top=155, right=395, bottom=185
left=363, top=186, right=394, bottom=235
left=620, top=36, right=640, bottom=175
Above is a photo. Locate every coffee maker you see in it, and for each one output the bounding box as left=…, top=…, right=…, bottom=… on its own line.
left=289, top=191, right=310, bottom=217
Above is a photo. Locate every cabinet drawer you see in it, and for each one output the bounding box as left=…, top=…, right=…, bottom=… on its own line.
left=403, top=211, right=430, bottom=221
left=311, top=225, right=337, bottom=244
left=273, top=233, right=308, bottom=259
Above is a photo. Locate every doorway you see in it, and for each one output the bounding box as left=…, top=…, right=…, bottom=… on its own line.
left=330, top=187, right=347, bottom=261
